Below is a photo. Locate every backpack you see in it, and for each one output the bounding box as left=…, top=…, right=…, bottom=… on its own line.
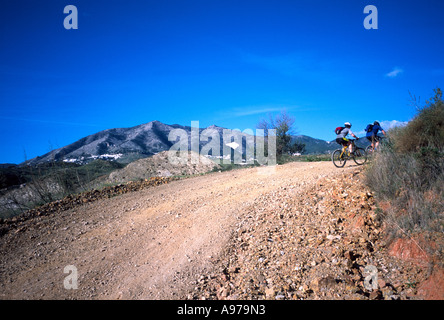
left=335, top=126, right=345, bottom=135
left=365, top=124, right=374, bottom=133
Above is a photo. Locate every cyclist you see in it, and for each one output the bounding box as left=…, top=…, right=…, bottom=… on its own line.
left=336, top=122, right=359, bottom=154
left=366, top=121, right=386, bottom=150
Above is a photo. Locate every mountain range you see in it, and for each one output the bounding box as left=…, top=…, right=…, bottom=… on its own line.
left=20, top=120, right=341, bottom=166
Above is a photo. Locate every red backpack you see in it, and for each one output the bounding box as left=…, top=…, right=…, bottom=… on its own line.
left=335, top=126, right=345, bottom=135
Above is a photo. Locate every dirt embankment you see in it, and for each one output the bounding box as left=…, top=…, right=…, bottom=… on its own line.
left=108, top=151, right=220, bottom=183
left=0, top=161, right=440, bottom=300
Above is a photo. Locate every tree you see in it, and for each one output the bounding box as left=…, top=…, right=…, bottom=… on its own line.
left=257, top=110, right=305, bottom=157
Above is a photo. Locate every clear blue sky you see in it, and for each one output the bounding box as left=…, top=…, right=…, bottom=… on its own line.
left=1, top=0, right=443, bottom=163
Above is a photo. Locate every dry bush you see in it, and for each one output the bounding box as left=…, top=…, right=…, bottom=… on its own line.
left=394, top=88, right=444, bottom=153
left=365, top=88, right=444, bottom=243
left=367, top=151, right=443, bottom=231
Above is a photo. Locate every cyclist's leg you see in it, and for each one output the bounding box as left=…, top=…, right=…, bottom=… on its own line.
left=366, top=136, right=373, bottom=151
left=336, top=138, right=344, bottom=146
left=345, top=138, right=353, bottom=153
left=374, top=135, right=380, bottom=150
left=338, top=138, right=348, bottom=156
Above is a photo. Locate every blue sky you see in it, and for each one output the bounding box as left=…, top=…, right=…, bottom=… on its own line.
left=1, top=0, right=443, bottom=163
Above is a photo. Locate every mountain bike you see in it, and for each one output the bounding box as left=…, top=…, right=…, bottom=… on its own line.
left=332, top=139, right=367, bottom=168
left=365, top=135, right=385, bottom=155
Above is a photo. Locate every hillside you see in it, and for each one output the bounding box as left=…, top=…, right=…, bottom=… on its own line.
left=18, top=120, right=344, bottom=167
left=107, top=151, right=220, bottom=183
left=22, top=121, right=187, bottom=166
left=0, top=151, right=220, bottom=219
left=291, top=135, right=337, bottom=154
left=0, top=161, right=438, bottom=300
left=20, top=121, right=232, bottom=166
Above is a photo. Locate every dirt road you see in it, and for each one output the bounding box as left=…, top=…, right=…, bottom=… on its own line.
left=0, top=162, right=341, bottom=299
left=0, top=161, right=428, bottom=300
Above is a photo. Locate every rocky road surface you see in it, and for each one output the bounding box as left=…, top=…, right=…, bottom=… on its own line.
left=0, top=162, right=431, bottom=300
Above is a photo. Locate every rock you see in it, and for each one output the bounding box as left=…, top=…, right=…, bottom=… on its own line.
left=265, top=287, right=275, bottom=298
left=228, top=266, right=239, bottom=274
left=318, top=275, right=337, bottom=292
left=369, top=289, right=383, bottom=300
left=416, top=267, right=444, bottom=300
left=378, top=279, right=387, bottom=289
left=388, top=237, right=431, bottom=267
left=326, top=234, right=341, bottom=241
left=218, top=287, right=229, bottom=298
left=381, top=286, right=395, bottom=300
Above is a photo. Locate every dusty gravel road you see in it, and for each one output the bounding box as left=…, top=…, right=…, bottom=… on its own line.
left=1, top=162, right=362, bottom=299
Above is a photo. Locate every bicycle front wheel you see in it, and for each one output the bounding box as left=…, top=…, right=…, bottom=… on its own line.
left=353, top=147, right=367, bottom=165
left=332, top=149, right=346, bottom=168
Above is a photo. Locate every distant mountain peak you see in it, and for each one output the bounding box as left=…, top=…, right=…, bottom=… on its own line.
left=21, top=120, right=341, bottom=166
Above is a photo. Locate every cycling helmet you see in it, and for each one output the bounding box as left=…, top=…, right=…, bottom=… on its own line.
left=373, top=121, right=380, bottom=126
left=344, top=122, right=351, bottom=127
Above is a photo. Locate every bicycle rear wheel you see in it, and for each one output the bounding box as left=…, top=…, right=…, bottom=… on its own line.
left=332, top=149, right=346, bottom=168
left=353, top=147, right=367, bottom=165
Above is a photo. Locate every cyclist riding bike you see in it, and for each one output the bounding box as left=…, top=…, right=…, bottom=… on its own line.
left=336, top=122, right=359, bottom=154
left=366, top=121, right=386, bottom=151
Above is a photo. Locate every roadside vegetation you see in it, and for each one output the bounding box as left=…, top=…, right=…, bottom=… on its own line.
left=0, top=160, right=125, bottom=218
left=365, top=88, right=443, bottom=257
left=257, top=110, right=306, bottom=162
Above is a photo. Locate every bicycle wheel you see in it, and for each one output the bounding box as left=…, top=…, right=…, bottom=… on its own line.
left=353, top=147, right=367, bottom=165
left=332, top=149, right=346, bottom=168
left=365, top=145, right=374, bottom=156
